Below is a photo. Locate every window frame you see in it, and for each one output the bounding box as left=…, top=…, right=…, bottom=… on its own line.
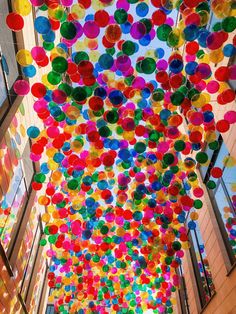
left=188, top=228, right=214, bottom=309
left=6, top=153, right=35, bottom=259
left=199, top=136, right=236, bottom=265
left=20, top=220, right=41, bottom=299
left=177, top=265, right=190, bottom=314
left=0, top=0, right=23, bottom=125
left=24, top=217, right=44, bottom=304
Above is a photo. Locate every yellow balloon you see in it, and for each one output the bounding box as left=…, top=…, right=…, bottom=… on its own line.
left=209, top=49, right=224, bottom=64
left=41, top=213, right=51, bottom=223
left=71, top=4, right=86, bottom=20
left=14, top=0, right=31, bottom=16
left=16, top=49, right=33, bottom=66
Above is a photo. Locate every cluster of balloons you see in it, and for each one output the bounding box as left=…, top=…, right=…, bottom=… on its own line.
left=6, top=0, right=236, bottom=313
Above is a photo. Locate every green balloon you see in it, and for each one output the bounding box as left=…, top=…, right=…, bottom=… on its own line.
left=34, top=173, right=46, bottom=183
left=196, top=152, right=208, bottom=164
left=134, top=142, right=146, bottom=153
left=209, top=141, right=219, bottom=150
left=47, top=71, right=62, bottom=85
left=172, top=241, right=181, bottom=251
left=100, top=225, right=109, bottom=235
left=99, top=126, right=111, bottom=137
left=72, top=87, right=87, bottom=102
left=170, top=91, right=185, bottom=106
left=174, top=140, right=186, bottom=151
left=58, top=83, right=73, bottom=96
left=167, top=31, right=180, bottom=47
left=140, top=58, right=156, bottom=74
left=67, top=179, right=79, bottom=190
left=149, top=130, right=160, bottom=142
left=106, top=110, right=119, bottom=124
left=52, top=56, right=68, bottom=73
left=74, top=51, right=89, bottom=64
left=156, top=24, right=172, bottom=41
left=207, top=180, right=216, bottom=189
left=122, top=41, right=136, bottom=56
left=43, top=41, right=54, bottom=51
left=40, top=238, right=47, bottom=246
left=163, top=153, right=175, bottom=165
left=60, top=22, right=77, bottom=40
left=194, top=199, right=203, bottom=209
left=222, top=16, right=236, bottom=33
left=152, top=89, right=164, bottom=101
left=114, top=9, right=128, bottom=24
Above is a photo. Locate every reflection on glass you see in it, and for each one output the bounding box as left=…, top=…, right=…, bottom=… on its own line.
left=17, top=205, right=38, bottom=288
left=0, top=62, right=7, bottom=107
left=0, top=162, right=28, bottom=251
left=21, top=225, right=41, bottom=300
left=191, top=221, right=215, bottom=303
left=210, top=142, right=236, bottom=257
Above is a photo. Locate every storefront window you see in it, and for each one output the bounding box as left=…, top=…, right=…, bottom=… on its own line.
left=0, top=0, right=21, bottom=121
left=188, top=219, right=215, bottom=307
left=20, top=224, right=41, bottom=300
left=201, top=139, right=236, bottom=260
left=29, top=257, right=47, bottom=312
left=16, top=204, right=38, bottom=287
left=0, top=162, right=27, bottom=251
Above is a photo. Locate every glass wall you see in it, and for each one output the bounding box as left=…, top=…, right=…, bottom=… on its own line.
left=19, top=218, right=41, bottom=298
left=0, top=104, right=34, bottom=253
left=177, top=264, right=190, bottom=314
left=0, top=0, right=21, bottom=122
left=188, top=219, right=215, bottom=307
left=200, top=139, right=236, bottom=261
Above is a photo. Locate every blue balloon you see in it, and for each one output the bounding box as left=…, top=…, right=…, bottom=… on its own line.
left=136, top=2, right=149, bottom=17
left=223, top=44, right=236, bottom=57
left=42, top=30, right=55, bottom=42
left=185, top=61, right=198, bottom=75
left=98, top=53, right=114, bottom=70
left=183, top=24, right=199, bottom=41
left=169, top=59, right=184, bottom=73
left=27, top=126, right=40, bottom=138
left=121, top=22, right=131, bottom=34
left=109, top=90, right=124, bottom=105
left=155, top=48, right=165, bottom=59
left=139, top=34, right=151, bottom=46
left=188, top=220, right=196, bottom=230
left=34, top=16, right=51, bottom=34
left=22, top=65, right=36, bottom=78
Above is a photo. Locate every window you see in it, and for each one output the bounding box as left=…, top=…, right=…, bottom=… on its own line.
left=46, top=305, right=56, bottom=314
left=177, top=265, right=190, bottom=314
left=32, top=260, right=48, bottom=313
left=0, top=162, right=27, bottom=251
left=228, top=54, right=236, bottom=91
left=200, top=138, right=236, bottom=263
left=188, top=219, right=215, bottom=307
left=0, top=0, right=21, bottom=122
left=0, top=141, right=34, bottom=253
left=20, top=222, right=42, bottom=300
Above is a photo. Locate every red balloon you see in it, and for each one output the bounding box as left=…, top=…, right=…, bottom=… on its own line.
left=89, top=96, right=104, bottom=111
left=216, top=119, right=230, bottom=133
left=152, top=10, right=166, bottom=26
left=211, top=167, right=223, bottom=178
left=95, top=10, right=110, bottom=28
left=6, top=13, right=24, bottom=32
left=186, top=41, right=199, bottom=55
left=215, top=66, right=229, bottom=81
left=31, top=83, right=47, bottom=98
